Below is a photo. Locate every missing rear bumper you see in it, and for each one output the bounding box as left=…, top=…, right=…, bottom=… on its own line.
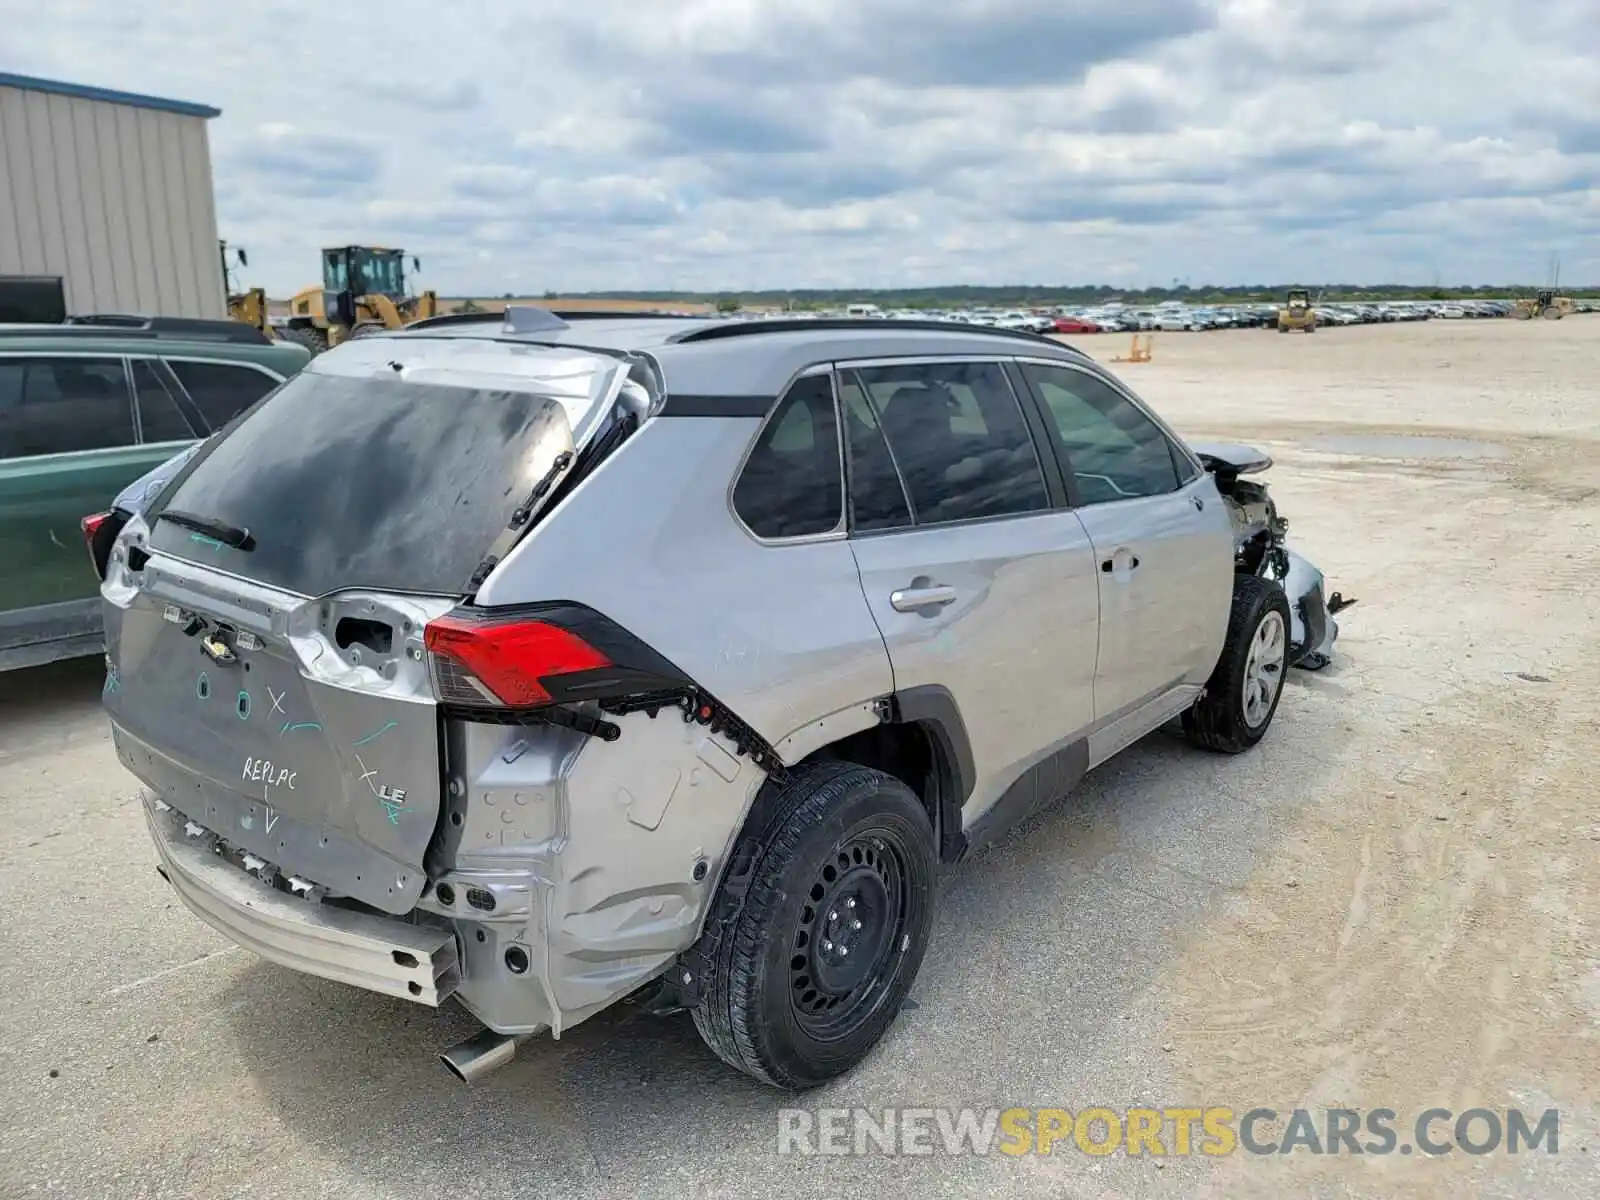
left=145, top=797, right=461, bottom=1006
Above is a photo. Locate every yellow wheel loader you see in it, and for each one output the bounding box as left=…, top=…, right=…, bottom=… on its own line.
left=283, top=246, right=440, bottom=352
left=1511, top=289, right=1573, bottom=320
left=1277, top=288, right=1317, bottom=333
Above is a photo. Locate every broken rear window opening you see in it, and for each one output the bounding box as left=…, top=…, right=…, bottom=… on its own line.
left=144, top=370, right=581, bottom=598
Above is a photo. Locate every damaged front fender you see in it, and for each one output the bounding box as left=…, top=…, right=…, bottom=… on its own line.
left=1191, top=440, right=1355, bottom=671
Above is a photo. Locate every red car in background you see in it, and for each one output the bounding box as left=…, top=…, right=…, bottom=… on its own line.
left=1051, top=316, right=1102, bottom=334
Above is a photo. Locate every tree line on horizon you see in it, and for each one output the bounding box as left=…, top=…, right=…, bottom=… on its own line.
left=454, top=282, right=1599, bottom=307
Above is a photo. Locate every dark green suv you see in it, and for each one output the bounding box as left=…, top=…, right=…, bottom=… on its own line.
left=0, top=317, right=311, bottom=671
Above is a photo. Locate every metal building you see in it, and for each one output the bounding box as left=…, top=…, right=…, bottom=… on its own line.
left=0, top=72, right=225, bottom=319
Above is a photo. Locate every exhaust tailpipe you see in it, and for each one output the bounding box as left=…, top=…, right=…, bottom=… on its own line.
left=440, top=1028, right=522, bottom=1084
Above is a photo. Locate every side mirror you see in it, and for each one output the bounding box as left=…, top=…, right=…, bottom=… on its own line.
left=238, top=248, right=249, bottom=268
left=412, top=257, right=422, bottom=273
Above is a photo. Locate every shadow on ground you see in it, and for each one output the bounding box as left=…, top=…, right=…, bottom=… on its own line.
left=0, top=655, right=104, bottom=716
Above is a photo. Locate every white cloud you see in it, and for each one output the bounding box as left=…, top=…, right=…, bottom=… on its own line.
left=1, top=0, right=1595, bottom=293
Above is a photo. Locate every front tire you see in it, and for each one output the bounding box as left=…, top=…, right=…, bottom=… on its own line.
left=690, top=761, right=937, bottom=1090
left=1183, top=575, right=1292, bottom=754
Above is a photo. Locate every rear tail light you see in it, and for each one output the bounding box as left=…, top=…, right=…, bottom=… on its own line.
left=82, top=511, right=109, bottom=543
left=423, top=613, right=612, bottom=709
left=82, top=511, right=112, bottom=577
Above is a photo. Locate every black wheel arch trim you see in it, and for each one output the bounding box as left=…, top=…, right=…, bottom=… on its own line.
left=888, top=684, right=975, bottom=863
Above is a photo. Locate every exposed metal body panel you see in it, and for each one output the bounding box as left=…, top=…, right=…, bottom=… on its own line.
left=0, top=75, right=225, bottom=318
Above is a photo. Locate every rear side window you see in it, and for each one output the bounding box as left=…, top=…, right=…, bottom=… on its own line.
left=851, top=361, right=1048, bottom=526
left=166, top=359, right=279, bottom=431
left=145, top=370, right=581, bottom=597
left=0, top=356, right=134, bottom=457
left=132, top=359, right=196, bottom=442
left=731, top=374, right=843, bottom=539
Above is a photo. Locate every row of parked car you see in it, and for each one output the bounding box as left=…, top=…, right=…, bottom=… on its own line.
left=806, top=296, right=1594, bottom=335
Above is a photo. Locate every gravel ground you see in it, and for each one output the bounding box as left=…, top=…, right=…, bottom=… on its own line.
left=2, top=316, right=1596, bottom=1199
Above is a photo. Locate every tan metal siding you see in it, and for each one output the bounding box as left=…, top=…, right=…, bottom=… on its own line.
left=0, top=84, right=223, bottom=317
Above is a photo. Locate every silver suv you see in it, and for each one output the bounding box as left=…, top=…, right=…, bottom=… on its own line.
left=101, top=310, right=1346, bottom=1090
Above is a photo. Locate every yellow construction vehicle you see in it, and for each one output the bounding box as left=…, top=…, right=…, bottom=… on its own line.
left=1511, top=289, right=1573, bottom=320
left=219, top=241, right=271, bottom=337
left=1277, top=288, right=1317, bottom=333
left=282, top=246, right=439, bottom=352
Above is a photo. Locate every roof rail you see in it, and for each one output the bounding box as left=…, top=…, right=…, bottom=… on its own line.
left=547, top=309, right=705, bottom=320
left=403, top=310, right=504, bottom=331
left=407, top=307, right=703, bottom=332
left=60, top=313, right=272, bottom=345
left=668, top=316, right=1085, bottom=353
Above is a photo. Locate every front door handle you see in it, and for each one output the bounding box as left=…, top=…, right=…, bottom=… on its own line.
left=890, top=585, right=957, bottom=612
left=1100, top=550, right=1141, bottom=573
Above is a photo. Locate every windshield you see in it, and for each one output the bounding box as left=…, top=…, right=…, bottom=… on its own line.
left=145, top=370, right=580, bottom=597
left=354, top=249, right=405, bottom=297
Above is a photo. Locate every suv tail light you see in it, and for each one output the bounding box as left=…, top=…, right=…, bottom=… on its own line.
left=82, top=511, right=113, bottom=578
left=424, top=613, right=612, bottom=709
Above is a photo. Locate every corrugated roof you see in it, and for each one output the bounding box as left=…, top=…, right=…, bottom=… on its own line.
left=0, top=71, right=220, bottom=118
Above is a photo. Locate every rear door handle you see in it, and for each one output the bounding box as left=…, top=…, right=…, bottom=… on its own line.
left=890, top=585, right=957, bottom=612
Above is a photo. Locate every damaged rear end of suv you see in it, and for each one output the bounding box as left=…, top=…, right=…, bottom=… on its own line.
left=102, top=326, right=687, bottom=1078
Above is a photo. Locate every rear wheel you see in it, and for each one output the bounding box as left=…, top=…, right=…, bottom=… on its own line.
left=1184, top=575, right=1292, bottom=754
left=690, top=761, right=936, bottom=1089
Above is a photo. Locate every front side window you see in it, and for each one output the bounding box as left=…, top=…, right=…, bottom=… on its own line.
left=731, top=374, right=843, bottom=540
left=850, top=360, right=1048, bottom=526
left=1020, top=363, right=1182, bottom=504
left=0, top=356, right=134, bottom=457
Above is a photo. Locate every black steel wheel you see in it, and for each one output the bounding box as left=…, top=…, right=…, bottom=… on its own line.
left=788, top=829, right=913, bottom=1040
left=690, top=760, right=936, bottom=1089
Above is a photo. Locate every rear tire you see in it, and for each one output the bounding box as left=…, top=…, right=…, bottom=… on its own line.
left=1183, top=575, right=1292, bottom=754
left=278, top=325, right=328, bottom=354
left=690, top=760, right=936, bottom=1090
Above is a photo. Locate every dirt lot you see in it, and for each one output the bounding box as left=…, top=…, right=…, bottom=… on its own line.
left=2, top=317, right=1596, bottom=1198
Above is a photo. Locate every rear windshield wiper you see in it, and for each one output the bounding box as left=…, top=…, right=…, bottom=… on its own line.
left=156, top=509, right=256, bottom=551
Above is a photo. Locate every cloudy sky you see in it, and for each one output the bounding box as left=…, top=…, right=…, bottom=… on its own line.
left=4, top=0, right=1597, bottom=294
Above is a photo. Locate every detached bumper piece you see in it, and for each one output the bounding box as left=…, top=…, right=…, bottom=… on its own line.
left=144, top=797, right=461, bottom=1006
left=1275, top=549, right=1354, bottom=671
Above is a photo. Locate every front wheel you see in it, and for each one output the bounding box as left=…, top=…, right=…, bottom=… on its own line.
left=1183, top=575, right=1292, bottom=753
left=690, top=761, right=937, bottom=1089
